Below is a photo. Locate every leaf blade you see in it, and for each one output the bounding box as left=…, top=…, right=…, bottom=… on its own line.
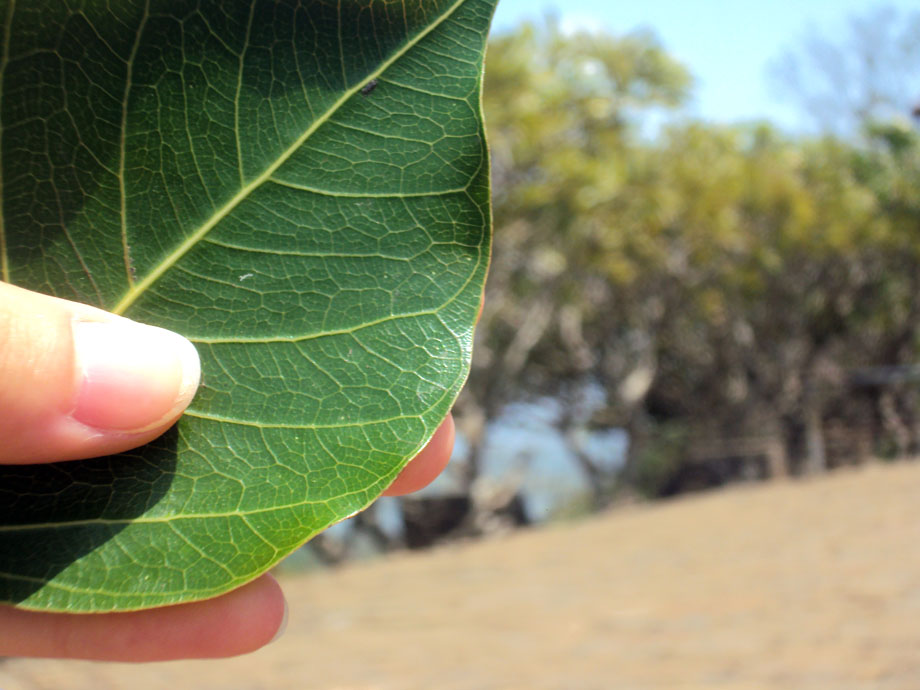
left=0, top=0, right=495, bottom=611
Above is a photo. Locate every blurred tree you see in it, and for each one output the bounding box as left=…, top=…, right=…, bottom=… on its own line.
left=629, top=125, right=908, bottom=480
left=460, top=20, right=920, bottom=506
left=770, top=5, right=920, bottom=136
left=454, top=20, right=693, bottom=505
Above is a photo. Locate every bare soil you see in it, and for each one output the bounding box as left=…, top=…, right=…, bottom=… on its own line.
left=4, top=461, right=920, bottom=690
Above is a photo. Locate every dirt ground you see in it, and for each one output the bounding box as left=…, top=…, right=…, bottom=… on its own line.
left=3, top=461, right=920, bottom=690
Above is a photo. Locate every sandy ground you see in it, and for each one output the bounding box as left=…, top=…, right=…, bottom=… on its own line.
left=3, top=461, right=920, bottom=690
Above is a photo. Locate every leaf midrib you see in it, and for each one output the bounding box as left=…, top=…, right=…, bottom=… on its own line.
left=112, top=0, right=468, bottom=315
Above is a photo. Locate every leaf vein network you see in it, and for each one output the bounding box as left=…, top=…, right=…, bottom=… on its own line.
left=112, top=0, right=469, bottom=316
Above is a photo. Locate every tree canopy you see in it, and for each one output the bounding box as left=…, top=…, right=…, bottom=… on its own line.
left=458, top=18, right=920, bottom=504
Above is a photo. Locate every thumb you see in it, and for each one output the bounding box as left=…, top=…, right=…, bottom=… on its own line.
left=0, top=282, right=200, bottom=464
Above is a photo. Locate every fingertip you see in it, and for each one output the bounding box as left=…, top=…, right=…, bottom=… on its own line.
left=157, top=573, right=288, bottom=660
left=0, top=282, right=201, bottom=463
left=184, top=573, right=288, bottom=659
left=383, top=414, right=455, bottom=496
left=0, top=574, right=288, bottom=661
left=70, top=319, right=201, bottom=434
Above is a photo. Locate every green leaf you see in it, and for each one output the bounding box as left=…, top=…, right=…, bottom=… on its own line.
left=0, top=0, right=495, bottom=612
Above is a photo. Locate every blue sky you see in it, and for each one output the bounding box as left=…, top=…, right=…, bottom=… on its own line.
left=491, top=0, right=918, bottom=131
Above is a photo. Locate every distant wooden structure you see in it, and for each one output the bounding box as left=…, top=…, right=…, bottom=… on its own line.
left=400, top=484, right=530, bottom=549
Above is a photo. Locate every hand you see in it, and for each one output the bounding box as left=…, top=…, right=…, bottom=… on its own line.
left=0, top=281, right=454, bottom=661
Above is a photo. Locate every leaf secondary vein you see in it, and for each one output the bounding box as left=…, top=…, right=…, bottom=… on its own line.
left=0, top=0, right=14, bottom=284
left=234, top=2, right=256, bottom=187
left=182, top=409, right=422, bottom=429
left=111, top=0, right=469, bottom=315
left=0, top=475, right=392, bottom=533
left=267, top=177, right=469, bottom=198
left=189, top=307, right=438, bottom=344
left=119, top=0, right=149, bottom=289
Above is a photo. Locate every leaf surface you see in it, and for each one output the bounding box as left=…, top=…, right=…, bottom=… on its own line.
left=0, top=0, right=495, bottom=611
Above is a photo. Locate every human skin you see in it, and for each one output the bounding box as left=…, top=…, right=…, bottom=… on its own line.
left=0, top=281, right=454, bottom=660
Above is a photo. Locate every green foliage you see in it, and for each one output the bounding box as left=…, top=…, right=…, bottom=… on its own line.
left=470, top=21, right=920, bottom=493
left=0, top=0, right=495, bottom=612
left=473, top=21, right=694, bottom=390
left=631, top=423, right=690, bottom=499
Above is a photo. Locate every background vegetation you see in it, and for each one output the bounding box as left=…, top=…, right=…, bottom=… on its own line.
left=307, top=6, right=920, bottom=562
